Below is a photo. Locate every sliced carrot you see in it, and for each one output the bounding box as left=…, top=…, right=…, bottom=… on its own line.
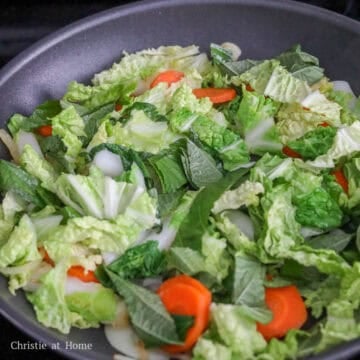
left=331, top=169, right=349, bottom=194
left=257, top=286, right=307, bottom=341
left=115, top=104, right=123, bottom=111
left=39, top=247, right=99, bottom=283
left=157, top=276, right=211, bottom=353
left=67, top=266, right=100, bottom=283
left=282, top=146, right=302, bottom=159
left=157, top=275, right=211, bottom=304
left=39, top=246, right=54, bottom=266
left=246, top=84, right=254, bottom=92
left=319, top=122, right=330, bottom=127
left=192, top=88, right=236, bottom=104
left=37, top=125, right=52, bottom=137
left=150, top=70, right=184, bottom=89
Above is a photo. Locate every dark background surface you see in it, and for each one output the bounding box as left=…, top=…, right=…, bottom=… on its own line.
left=0, top=0, right=359, bottom=359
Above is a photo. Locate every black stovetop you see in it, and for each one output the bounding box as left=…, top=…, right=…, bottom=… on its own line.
left=0, top=0, right=359, bottom=359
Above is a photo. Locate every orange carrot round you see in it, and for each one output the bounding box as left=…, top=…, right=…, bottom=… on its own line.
left=39, top=247, right=54, bottom=266
left=115, top=103, right=123, bottom=111
left=257, top=286, right=307, bottom=341
left=192, top=87, right=236, bottom=104
left=245, top=84, right=254, bottom=92
left=37, top=125, right=52, bottom=137
left=157, top=276, right=211, bottom=353
left=158, top=274, right=211, bottom=304
left=282, top=146, right=302, bottom=159
left=331, top=169, right=349, bottom=194
left=67, top=266, right=99, bottom=283
left=150, top=70, right=184, bottom=89
left=319, top=121, right=330, bottom=127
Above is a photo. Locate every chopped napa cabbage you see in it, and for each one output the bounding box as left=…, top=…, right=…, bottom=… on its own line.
left=54, top=166, right=158, bottom=222
left=20, top=145, right=58, bottom=192
left=0, top=214, right=41, bottom=268
left=51, top=106, right=85, bottom=163
left=264, top=65, right=312, bottom=103
left=301, top=90, right=341, bottom=126
left=234, top=60, right=279, bottom=93
left=113, top=110, right=177, bottom=154
left=307, top=121, right=360, bottom=168
left=276, top=103, right=330, bottom=142
left=212, top=180, right=264, bottom=214
left=27, top=261, right=118, bottom=333
left=92, top=45, right=209, bottom=87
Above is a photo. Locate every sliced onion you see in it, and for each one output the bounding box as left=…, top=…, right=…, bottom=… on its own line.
left=111, top=301, right=130, bottom=328
left=65, top=276, right=101, bottom=295
left=245, top=117, right=275, bottom=145
left=221, top=42, right=242, bottom=61
left=133, top=79, right=149, bottom=96
left=32, top=215, right=63, bottom=238
left=0, top=259, right=42, bottom=276
left=93, top=149, right=124, bottom=177
left=102, top=252, right=119, bottom=265
left=224, top=210, right=255, bottom=240
left=141, top=277, right=163, bottom=292
left=144, top=219, right=177, bottom=250
left=332, top=80, right=355, bottom=96
left=300, top=227, right=326, bottom=238
left=16, top=131, right=43, bottom=157
left=0, top=129, right=20, bottom=162
left=105, top=325, right=169, bottom=360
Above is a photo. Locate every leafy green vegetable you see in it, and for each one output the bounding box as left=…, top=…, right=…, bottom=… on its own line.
left=20, top=145, right=58, bottom=192
left=27, top=262, right=75, bottom=334
left=301, top=91, right=341, bottom=125
left=63, top=81, right=135, bottom=112
left=180, top=139, right=223, bottom=188
left=37, top=135, right=72, bottom=173
left=235, top=60, right=279, bottom=94
left=173, top=168, right=248, bottom=250
left=287, top=126, right=337, bottom=160
left=120, top=102, right=168, bottom=124
left=276, top=44, right=324, bottom=84
left=0, top=214, right=41, bottom=268
left=7, top=100, right=62, bottom=136
left=172, top=314, right=194, bottom=341
left=104, top=269, right=182, bottom=347
left=276, top=103, right=328, bottom=143
left=191, top=115, right=250, bottom=170
left=82, top=103, right=115, bottom=145
left=232, top=254, right=267, bottom=310
left=264, top=65, right=312, bottom=103
left=307, top=120, right=360, bottom=168
left=307, top=229, right=353, bottom=252
left=167, top=247, right=207, bottom=275
left=295, top=188, right=343, bottom=230
left=201, top=230, right=232, bottom=283
left=193, top=338, right=232, bottom=360
left=147, top=145, right=187, bottom=193
left=107, top=240, right=166, bottom=279
left=343, top=157, right=360, bottom=211
left=112, top=109, right=176, bottom=154
left=157, top=189, right=186, bottom=218
left=207, top=303, right=267, bottom=358
left=212, top=180, right=264, bottom=214
left=327, top=88, right=360, bottom=125
left=51, top=106, right=85, bottom=164
left=0, top=160, right=55, bottom=208
left=66, top=287, right=118, bottom=327
left=236, top=88, right=281, bottom=154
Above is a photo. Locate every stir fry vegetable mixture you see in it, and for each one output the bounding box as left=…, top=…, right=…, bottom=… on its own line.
left=1, top=43, right=360, bottom=360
